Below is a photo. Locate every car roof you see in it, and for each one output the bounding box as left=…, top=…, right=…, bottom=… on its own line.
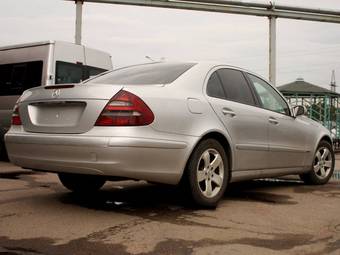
left=106, top=61, right=272, bottom=86
left=189, top=61, right=272, bottom=85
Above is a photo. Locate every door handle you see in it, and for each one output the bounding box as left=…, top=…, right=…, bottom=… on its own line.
left=269, top=117, right=279, bottom=125
left=222, top=108, right=236, bottom=117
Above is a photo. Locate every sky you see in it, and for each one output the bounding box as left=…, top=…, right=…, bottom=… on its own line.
left=1, top=0, right=340, bottom=88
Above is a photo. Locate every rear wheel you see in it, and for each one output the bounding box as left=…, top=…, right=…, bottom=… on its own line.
left=300, top=140, right=334, bottom=185
left=58, top=173, right=106, bottom=193
left=185, top=139, right=229, bottom=207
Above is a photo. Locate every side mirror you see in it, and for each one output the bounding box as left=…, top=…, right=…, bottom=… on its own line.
left=292, top=105, right=306, bottom=118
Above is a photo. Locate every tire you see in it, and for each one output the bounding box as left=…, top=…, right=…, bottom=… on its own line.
left=185, top=139, right=229, bottom=207
left=300, top=140, right=335, bottom=185
left=0, top=138, right=8, bottom=161
left=58, top=173, right=106, bottom=193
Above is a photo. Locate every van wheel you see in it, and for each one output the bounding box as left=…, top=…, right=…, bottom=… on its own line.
left=186, top=139, right=229, bottom=207
left=58, top=173, right=106, bottom=193
left=300, top=141, right=335, bottom=185
left=0, top=140, right=8, bottom=161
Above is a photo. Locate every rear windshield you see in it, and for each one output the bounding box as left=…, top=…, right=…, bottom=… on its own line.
left=86, top=62, right=196, bottom=85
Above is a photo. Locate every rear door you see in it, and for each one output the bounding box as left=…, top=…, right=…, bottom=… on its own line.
left=246, top=73, right=308, bottom=169
left=205, top=67, right=269, bottom=171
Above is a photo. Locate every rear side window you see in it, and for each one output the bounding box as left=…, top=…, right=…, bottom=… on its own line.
left=88, top=62, right=196, bottom=85
left=206, top=71, right=226, bottom=99
left=217, top=69, right=256, bottom=106
left=0, top=61, right=43, bottom=96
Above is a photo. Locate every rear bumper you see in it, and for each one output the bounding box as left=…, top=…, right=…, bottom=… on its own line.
left=5, top=132, right=194, bottom=185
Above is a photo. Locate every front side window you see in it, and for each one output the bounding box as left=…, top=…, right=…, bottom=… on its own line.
left=248, top=73, right=290, bottom=115
left=217, top=68, right=256, bottom=106
left=0, top=61, right=43, bottom=96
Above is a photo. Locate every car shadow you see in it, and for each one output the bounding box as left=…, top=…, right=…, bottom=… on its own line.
left=58, top=177, right=306, bottom=213
left=226, top=178, right=304, bottom=205
left=59, top=181, right=190, bottom=211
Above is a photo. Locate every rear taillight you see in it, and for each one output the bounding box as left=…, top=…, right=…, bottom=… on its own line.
left=95, top=90, right=154, bottom=126
left=11, top=104, right=22, bottom=125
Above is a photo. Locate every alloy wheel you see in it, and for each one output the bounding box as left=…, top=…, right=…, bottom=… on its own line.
left=313, top=147, right=333, bottom=179
left=196, top=148, right=224, bottom=198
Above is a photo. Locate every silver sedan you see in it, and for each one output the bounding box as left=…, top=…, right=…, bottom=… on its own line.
left=5, top=62, right=335, bottom=207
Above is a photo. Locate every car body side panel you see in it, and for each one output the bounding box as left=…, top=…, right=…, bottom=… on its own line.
left=267, top=111, right=309, bottom=168
left=121, top=84, right=237, bottom=175
left=241, top=70, right=330, bottom=174
left=303, top=118, right=333, bottom=170
left=206, top=97, right=269, bottom=171
left=5, top=125, right=198, bottom=185
left=200, top=65, right=269, bottom=171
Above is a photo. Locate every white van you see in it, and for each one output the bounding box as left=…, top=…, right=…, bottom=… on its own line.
left=0, top=40, right=113, bottom=159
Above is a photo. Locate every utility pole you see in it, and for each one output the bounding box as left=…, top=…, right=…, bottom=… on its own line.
left=331, top=70, right=336, bottom=92
left=69, top=0, right=340, bottom=85
left=75, top=0, right=83, bottom=45
left=268, top=1, right=276, bottom=85
left=269, top=16, right=276, bottom=85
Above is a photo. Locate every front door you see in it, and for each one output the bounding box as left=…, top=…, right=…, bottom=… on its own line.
left=247, top=73, right=308, bottom=169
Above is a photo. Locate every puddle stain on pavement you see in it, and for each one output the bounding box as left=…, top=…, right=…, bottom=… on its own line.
left=1, top=232, right=340, bottom=255
left=1, top=172, right=339, bottom=254
left=0, top=171, right=59, bottom=193
left=59, top=184, right=231, bottom=231
left=0, top=171, right=36, bottom=180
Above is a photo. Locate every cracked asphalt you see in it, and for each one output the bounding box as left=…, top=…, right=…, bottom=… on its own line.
left=0, top=158, right=339, bottom=255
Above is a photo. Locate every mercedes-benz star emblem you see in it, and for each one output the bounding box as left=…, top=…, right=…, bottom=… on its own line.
left=52, top=89, right=61, bottom=98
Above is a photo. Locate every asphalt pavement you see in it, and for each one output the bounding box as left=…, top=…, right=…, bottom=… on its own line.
left=0, top=158, right=339, bottom=255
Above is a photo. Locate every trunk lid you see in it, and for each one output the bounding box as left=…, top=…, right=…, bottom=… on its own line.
left=18, top=83, right=122, bottom=133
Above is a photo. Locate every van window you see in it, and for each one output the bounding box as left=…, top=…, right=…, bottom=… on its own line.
left=56, top=61, right=83, bottom=84
left=0, top=61, right=43, bottom=96
left=55, top=61, right=107, bottom=84
left=85, top=66, right=106, bottom=79
left=217, top=69, right=256, bottom=106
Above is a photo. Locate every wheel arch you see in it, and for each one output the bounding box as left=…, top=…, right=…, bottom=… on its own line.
left=313, top=134, right=333, bottom=156
left=179, top=130, right=233, bottom=183
left=301, top=134, right=335, bottom=185
left=319, top=135, right=332, bottom=147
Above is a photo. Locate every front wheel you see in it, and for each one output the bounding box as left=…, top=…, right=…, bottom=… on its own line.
left=58, top=173, right=106, bottom=193
left=185, top=139, right=229, bottom=207
left=300, top=140, right=335, bottom=185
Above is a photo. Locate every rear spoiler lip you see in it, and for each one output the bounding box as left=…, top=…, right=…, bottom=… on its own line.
left=44, top=84, right=75, bottom=89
